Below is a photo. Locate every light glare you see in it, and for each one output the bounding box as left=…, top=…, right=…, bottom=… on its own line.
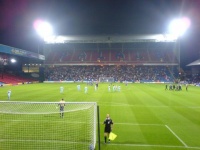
left=10, top=59, right=16, bottom=63
left=34, top=20, right=53, bottom=38
left=44, top=36, right=65, bottom=43
left=169, top=17, right=190, bottom=36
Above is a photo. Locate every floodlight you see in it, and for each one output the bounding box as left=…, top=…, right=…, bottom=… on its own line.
left=34, top=20, right=53, bottom=39
left=168, top=17, right=190, bottom=37
left=10, top=59, right=16, bottom=63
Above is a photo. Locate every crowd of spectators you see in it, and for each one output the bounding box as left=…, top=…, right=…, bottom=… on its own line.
left=44, top=65, right=176, bottom=82
left=185, top=74, right=200, bottom=86
left=45, top=49, right=177, bottom=63
left=0, top=53, right=8, bottom=65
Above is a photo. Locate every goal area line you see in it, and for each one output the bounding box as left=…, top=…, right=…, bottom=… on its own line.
left=109, top=143, right=200, bottom=150
left=1, top=140, right=199, bottom=150
left=0, top=139, right=89, bottom=145
left=114, top=123, right=163, bottom=126
left=99, top=102, right=200, bottom=109
left=1, top=120, right=163, bottom=126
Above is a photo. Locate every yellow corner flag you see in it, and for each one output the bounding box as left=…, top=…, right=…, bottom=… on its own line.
left=109, top=132, right=117, bottom=141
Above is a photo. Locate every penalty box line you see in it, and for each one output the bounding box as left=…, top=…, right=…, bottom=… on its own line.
left=114, top=122, right=163, bottom=126
left=165, top=125, right=188, bottom=148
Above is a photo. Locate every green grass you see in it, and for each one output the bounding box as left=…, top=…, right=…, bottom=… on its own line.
left=0, top=83, right=200, bottom=150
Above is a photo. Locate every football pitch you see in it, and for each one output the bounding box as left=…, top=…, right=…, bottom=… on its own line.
left=0, top=83, right=200, bottom=150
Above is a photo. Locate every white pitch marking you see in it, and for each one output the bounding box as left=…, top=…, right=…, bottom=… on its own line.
left=188, top=106, right=200, bottom=109
left=1, top=120, right=163, bottom=127
left=109, top=143, right=200, bottom=149
left=114, top=122, right=163, bottom=126
left=165, top=125, right=188, bottom=147
left=1, top=139, right=200, bottom=150
left=0, top=139, right=88, bottom=145
left=99, top=102, right=200, bottom=109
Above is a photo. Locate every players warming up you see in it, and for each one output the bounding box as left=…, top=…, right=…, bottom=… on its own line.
left=112, top=85, right=115, bottom=92
left=95, top=82, right=98, bottom=90
left=94, top=84, right=97, bottom=91
left=58, top=98, right=65, bottom=118
left=118, top=85, right=121, bottom=92
left=7, top=89, right=11, bottom=100
left=85, top=86, right=88, bottom=94
left=165, top=84, right=168, bottom=90
left=77, top=84, right=81, bottom=91
left=60, top=86, right=64, bottom=93
left=103, top=114, right=113, bottom=144
left=186, top=84, right=188, bottom=91
left=108, top=85, right=111, bottom=92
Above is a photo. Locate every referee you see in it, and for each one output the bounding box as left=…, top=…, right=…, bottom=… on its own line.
left=103, top=114, right=113, bottom=143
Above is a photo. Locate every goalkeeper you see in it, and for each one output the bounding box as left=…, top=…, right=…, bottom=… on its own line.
left=58, top=98, right=65, bottom=118
left=103, top=114, right=113, bottom=143
left=7, top=89, right=11, bottom=100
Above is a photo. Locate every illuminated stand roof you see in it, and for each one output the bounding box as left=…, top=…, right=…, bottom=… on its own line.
left=187, top=59, right=200, bottom=66
left=42, top=34, right=179, bottom=66
left=43, top=34, right=178, bottom=44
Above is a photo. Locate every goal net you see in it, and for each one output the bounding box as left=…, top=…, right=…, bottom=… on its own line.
left=99, top=77, right=114, bottom=83
left=0, top=101, right=97, bottom=150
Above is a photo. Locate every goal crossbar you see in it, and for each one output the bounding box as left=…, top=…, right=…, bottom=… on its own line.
left=0, top=101, right=96, bottom=114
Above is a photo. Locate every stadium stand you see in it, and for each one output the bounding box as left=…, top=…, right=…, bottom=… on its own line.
left=43, top=41, right=180, bottom=83
left=1, top=36, right=182, bottom=84
left=44, top=49, right=178, bottom=64
left=0, top=73, right=36, bottom=84
left=44, top=65, right=177, bottom=82
left=185, top=73, right=200, bottom=85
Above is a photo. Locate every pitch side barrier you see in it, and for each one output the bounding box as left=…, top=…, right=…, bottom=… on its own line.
left=44, top=81, right=90, bottom=83
left=0, top=81, right=39, bottom=87
left=43, top=81, right=173, bottom=84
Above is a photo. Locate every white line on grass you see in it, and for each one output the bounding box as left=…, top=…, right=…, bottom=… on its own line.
left=1, top=139, right=200, bottom=150
left=165, top=125, right=188, bottom=148
left=188, top=106, right=200, bottom=109
left=115, top=122, right=163, bottom=126
left=1, top=139, right=200, bottom=149
left=109, top=143, right=200, bottom=150
left=1, top=120, right=163, bottom=126
left=0, top=139, right=89, bottom=145
left=99, top=102, right=200, bottom=109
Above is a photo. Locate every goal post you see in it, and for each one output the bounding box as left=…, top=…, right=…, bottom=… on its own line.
left=0, top=101, right=97, bottom=150
left=99, top=77, right=114, bottom=83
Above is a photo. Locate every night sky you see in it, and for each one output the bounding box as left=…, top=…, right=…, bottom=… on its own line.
left=0, top=0, right=200, bottom=67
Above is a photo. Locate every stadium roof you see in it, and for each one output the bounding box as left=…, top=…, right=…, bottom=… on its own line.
left=44, top=34, right=178, bottom=44
left=186, top=59, right=200, bottom=66
left=0, top=44, right=45, bottom=60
